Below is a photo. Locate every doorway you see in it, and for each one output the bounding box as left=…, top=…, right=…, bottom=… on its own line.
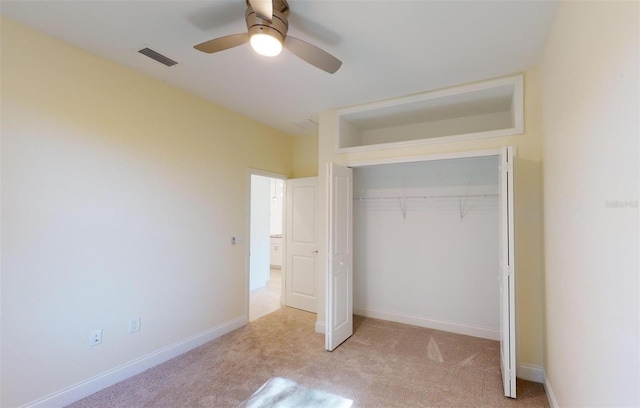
left=249, top=172, right=285, bottom=321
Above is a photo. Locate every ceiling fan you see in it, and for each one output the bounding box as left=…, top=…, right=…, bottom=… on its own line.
left=194, top=0, right=342, bottom=74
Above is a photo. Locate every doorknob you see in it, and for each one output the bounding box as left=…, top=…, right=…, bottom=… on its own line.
left=311, top=250, right=319, bottom=253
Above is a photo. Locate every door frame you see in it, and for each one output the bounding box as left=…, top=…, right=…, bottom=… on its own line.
left=246, top=169, right=287, bottom=321
left=326, top=147, right=516, bottom=395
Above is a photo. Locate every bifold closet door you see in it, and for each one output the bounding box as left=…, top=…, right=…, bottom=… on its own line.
left=325, top=163, right=353, bottom=351
left=499, top=146, right=516, bottom=398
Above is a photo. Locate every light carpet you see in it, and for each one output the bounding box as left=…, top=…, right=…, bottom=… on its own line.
left=67, top=307, right=549, bottom=407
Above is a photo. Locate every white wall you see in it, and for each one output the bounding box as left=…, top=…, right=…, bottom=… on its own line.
left=1, top=18, right=294, bottom=407
left=269, top=179, right=284, bottom=236
left=540, top=2, right=639, bottom=406
left=353, top=156, right=500, bottom=339
left=250, top=175, right=272, bottom=290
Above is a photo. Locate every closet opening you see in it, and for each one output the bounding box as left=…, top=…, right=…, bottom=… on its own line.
left=326, top=147, right=516, bottom=398
left=352, top=155, right=500, bottom=340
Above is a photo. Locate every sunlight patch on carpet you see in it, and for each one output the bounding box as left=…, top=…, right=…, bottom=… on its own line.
left=238, top=377, right=353, bottom=408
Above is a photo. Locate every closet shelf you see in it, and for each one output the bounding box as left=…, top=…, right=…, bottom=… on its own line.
left=353, top=193, right=498, bottom=201
left=354, top=193, right=499, bottom=220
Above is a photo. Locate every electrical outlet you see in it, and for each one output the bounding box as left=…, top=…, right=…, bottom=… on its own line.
left=89, top=329, right=102, bottom=346
left=129, top=317, right=141, bottom=334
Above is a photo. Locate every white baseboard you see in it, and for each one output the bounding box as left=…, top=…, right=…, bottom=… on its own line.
left=315, top=320, right=325, bottom=334
left=544, top=371, right=559, bottom=408
left=25, top=316, right=247, bottom=408
left=517, top=364, right=544, bottom=383
left=354, top=307, right=499, bottom=341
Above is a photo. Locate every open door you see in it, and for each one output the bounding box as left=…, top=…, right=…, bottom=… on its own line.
left=499, top=146, right=516, bottom=398
left=285, top=177, right=319, bottom=312
left=325, top=163, right=353, bottom=351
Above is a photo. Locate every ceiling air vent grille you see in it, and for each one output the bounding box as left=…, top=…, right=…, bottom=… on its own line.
left=138, top=47, right=178, bottom=67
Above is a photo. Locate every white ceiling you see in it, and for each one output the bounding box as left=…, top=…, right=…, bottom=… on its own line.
left=0, top=0, right=558, bottom=137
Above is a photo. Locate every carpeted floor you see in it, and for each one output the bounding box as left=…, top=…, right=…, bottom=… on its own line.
left=67, top=307, right=549, bottom=407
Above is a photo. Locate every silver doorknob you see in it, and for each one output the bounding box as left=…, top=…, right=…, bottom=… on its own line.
left=311, top=250, right=319, bottom=253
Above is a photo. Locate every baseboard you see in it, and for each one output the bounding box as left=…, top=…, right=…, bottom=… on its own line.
left=517, top=364, right=544, bottom=383
left=354, top=307, right=499, bottom=341
left=24, top=316, right=247, bottom=408
left=315, top=320, right=325, bottom=334
left=544, top=371, right=559, bottom=408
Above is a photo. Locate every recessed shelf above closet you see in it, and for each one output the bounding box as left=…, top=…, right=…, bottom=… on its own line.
left=335, top=75, right=523, bottom=153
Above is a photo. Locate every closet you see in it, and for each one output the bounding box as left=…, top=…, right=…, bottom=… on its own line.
left=326, top=148, right=516, bottom=398
left=352, top=156, right=500, bottom=340
left=325, top=76, right=520, bottom=398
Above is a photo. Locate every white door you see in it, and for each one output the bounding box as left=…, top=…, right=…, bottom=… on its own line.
left=326, top=163, right=353, bottom=351
left=499, top=146, right=516, bottom=398
left=285, top=177, right=318, bottom=312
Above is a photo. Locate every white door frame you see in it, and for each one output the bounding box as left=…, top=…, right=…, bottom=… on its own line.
left=246, top=169, right=287, bottom=321
left=328, top=147, right=516, bottom=395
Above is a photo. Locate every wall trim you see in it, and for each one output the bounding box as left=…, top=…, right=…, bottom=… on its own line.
left=315, top=320, right=325, bottom=334
left=517, top=364, right=544, bottom=383
left=544, top=371, right=559, bottom=408
left=24, top=316, right=247, bottom=408
left=345, top=148, right=503, bottom=168
left=353, top=307, right=499, bottom=341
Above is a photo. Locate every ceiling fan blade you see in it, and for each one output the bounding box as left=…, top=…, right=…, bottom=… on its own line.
left=285, top=36, right=342, bottom=74
left=194, top=33, right=249, bottom=54
left=248, top=0, right=273, bottom=21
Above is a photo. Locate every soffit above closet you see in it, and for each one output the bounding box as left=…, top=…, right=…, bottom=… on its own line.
left=336, top=75, right=523, bottom=153
left=344, top=85, right=514, bottom=131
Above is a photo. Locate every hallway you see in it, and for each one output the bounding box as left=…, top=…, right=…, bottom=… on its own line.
left=249, top=268, right=281, bottom=321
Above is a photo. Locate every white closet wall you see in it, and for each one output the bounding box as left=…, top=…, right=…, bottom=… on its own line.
left=353, top=156, right=500, bottom=339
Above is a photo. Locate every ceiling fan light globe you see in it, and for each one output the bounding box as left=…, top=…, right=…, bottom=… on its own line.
left=250, top=33, right=282, bottom=57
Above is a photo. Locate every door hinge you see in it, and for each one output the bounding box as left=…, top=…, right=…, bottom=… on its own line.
left=503, top=162, right=513, bottom=173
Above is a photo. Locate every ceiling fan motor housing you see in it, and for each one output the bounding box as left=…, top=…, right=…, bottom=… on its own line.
left=246, top=8, right=288, bottom=44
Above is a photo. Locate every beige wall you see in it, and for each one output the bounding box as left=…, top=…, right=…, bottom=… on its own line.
left=1, top=18, right=294, bottom=407
left=540, top=2, right=639, bottom=406
left=317, top=71, right=545, bottom=374
left=293, top=133, right=319, bottom=178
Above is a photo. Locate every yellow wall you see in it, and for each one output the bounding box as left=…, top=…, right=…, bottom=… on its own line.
left=293, top=133, right=319, bottom=178
left=1, top=17, right=294, bottom=407
left=317, top=71, right=545, bottom=374
left=540, top=2, right=639, bottom=405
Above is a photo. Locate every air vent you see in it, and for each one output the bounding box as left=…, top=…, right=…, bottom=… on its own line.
left=138, top=47, right=178, bottom=67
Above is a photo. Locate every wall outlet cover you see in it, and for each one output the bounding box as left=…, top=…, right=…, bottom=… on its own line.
left=129, top=317, right=141, bottom=333
left=89, top=329, right=102, bottom=346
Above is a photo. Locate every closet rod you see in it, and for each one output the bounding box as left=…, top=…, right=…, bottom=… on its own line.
left=354, top=193, right=498, bottom=201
